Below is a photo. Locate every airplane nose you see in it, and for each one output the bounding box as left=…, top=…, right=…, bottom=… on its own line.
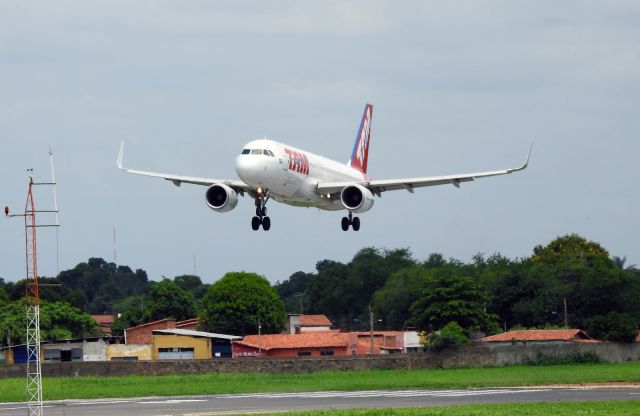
left=235, top=155, right=256, bottom=184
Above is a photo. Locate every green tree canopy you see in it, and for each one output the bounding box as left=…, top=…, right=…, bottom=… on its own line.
left=173, top=275, right=209, bottom=301
left=585, top=312, right=638, bottom=343
left=58, top=258, right=149, bottom=313
left=373, top=266, right=429, bottom=330
left=146, top=279, right=198, bottom=322
left=410, top=269, right=498, bottom=335
left=0, top=300, right=101, bottom=345
left=200, top=272, right=285, bottom=336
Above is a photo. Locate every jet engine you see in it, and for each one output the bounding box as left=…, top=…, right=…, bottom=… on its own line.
left=340, top=184, right=374, bottom=213
left=205, top=183, right=238, bottom=213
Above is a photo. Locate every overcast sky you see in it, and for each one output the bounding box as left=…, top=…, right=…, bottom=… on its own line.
left=1, top=1, right=638, bottom=285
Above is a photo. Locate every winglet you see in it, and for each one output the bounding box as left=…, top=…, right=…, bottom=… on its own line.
left=117, top=141, right=125, bottom=170
left=509, top=143, right=533, bottom=173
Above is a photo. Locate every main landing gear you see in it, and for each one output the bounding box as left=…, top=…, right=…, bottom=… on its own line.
left=252, top=192, right=271, bottom=231
left=341, top=212, right=360, bottom=231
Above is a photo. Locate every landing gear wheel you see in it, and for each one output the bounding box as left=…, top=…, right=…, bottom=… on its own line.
left=251, top=216, right=261, bottom=231
left=262, top=216, right=271, bottom=231
left=252, top=191, right=271, bottom=230
left=341, top=217, right=350, bottom=231
left=352, top=217, right=360, bottom=231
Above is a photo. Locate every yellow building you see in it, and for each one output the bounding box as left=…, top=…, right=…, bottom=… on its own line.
left=152, top=329, right=221, bottom=360
left=106, top=343, right=152, bottom=361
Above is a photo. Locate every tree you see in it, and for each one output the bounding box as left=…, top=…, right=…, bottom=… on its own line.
left=58, top=258, right=149, bottom=313
left=274, top=271, right=314, bottom=314
left=0, top=286, right=8, bottom=305
left=146, top=279, right=198, bottom=322
left=373, top=266, right=428, bottom=330
left=527, top=235, right=640, bottom=330
left=306, top=248, right=416, bottom=328
left=200, top=272, right=285, bottom=336
left=174, top=275, right=209, bottom=302
left=410, top=269, right=498, bottom=335
left=585, top=312, right=638, bottom=343
left=0, top=300, right=101, bottom=345
left=111, top=295, right=149, bottom=335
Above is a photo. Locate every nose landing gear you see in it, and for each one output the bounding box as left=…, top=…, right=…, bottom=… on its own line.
left=341, top=212, right=360, bottom=231
left=251, top=191, right=271, bottom=231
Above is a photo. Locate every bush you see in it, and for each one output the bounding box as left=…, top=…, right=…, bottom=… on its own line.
left=585, top=312, right=638, bottom=343
left=426, top=322, right=469, bottom=351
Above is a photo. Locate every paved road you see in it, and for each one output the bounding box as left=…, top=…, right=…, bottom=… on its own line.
left=1, top=388, right=638, bottom=415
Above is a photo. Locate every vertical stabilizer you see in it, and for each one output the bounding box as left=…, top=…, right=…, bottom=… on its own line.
left=348, top=103, right=373, bottom=174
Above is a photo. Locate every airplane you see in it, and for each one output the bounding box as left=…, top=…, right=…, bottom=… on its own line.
left=117, top=104, right=531, bottom=231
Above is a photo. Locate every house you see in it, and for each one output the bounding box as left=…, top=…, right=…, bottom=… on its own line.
left=479, top=329, right=600, bottom=345
left=124, top=317, right=199, bottom=344
left=233, top=331, right=410, bottom=358
left=284, top=314, right=333, bottom=334
left=91, top=314, right=117, bottom=335
left=106, top=343, right=152, bottom=361
left=152, top=329, right=241, bottom=360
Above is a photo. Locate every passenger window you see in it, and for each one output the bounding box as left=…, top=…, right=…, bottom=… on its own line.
left=241, top=149, right=250, bottom=155
left=251, top=149, right=262, bottom=155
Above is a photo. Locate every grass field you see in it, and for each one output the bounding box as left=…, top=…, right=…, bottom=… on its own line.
left=241, top=402, right=640, bottom=416
left=0, top=361, right=639, bottom=402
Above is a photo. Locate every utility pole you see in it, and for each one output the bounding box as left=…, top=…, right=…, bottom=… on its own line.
left=563, top=297, right=568, bottom=328
left=257, top=316, right=262, bottom=357
left=369, top=304, right=374, bottom=355
left=5, top=155, right=60, bottom=416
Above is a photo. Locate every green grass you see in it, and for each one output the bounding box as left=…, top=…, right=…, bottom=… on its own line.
left=242, top=402, right=640, bottom=416
left=0, top=361, right=639, bottom=402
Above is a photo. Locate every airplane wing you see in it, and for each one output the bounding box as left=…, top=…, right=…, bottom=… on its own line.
left=317, top=145, right=532, bottom=196
left=117, top=142, right=251, bottom=191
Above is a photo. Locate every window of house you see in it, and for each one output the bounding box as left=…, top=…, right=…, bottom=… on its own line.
left=320, top=350, right=334, bottom=356
left=297, top=351, right=311, bottom=357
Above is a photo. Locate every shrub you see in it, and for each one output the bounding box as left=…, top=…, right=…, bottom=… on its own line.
left=426, top=322, right=469, bottom=351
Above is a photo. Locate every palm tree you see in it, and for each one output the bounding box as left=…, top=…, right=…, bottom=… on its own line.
left=612, top=255, right=637, bottom=271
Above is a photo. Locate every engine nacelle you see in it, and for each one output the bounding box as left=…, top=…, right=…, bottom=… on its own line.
left=205, top=183, right=238, bottom=213
left=340, top=184, right=374, bottom=213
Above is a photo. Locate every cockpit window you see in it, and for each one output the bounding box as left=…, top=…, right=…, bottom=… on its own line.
left=250, top=149, right=262, bottom=155
left=262, top=149, right=270, bottom=156
left=241, top=149, right=250, bottom=155
left=267, top=150, right=275, bottom=157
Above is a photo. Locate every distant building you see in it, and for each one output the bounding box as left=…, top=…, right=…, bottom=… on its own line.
left=91, top=314, right=117, bottom=335
left=125, top=318, right=199, bottom=344
left=233, top=331, right=413, bottom=358
left=284, top=314, right=333, bottom=334
left=479, top=329, right=600, bottom=346
left=152, top=329, right=241, bottom=360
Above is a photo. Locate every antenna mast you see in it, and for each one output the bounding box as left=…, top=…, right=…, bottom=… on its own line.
left=5, top=155, right=60, bottom=416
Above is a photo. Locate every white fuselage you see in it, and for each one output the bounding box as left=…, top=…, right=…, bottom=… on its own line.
left=235, top=139, right=367, bottom=211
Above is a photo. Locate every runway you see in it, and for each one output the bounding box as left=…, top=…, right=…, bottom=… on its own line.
left=0, top=388, right=638, bottom=415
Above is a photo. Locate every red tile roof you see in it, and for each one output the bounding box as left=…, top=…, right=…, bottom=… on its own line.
left=299, top=315, right=332, bottom=327
left=238, top=332, right=348, bottom=351
left=91, top=315, right=116, bottom=325
left=481, top=329, right=594, bottom=342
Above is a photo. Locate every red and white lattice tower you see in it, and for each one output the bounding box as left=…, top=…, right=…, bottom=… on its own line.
left=24, top=177, right=43, bottom=416
left=5, top=154, right=59, bottom=416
